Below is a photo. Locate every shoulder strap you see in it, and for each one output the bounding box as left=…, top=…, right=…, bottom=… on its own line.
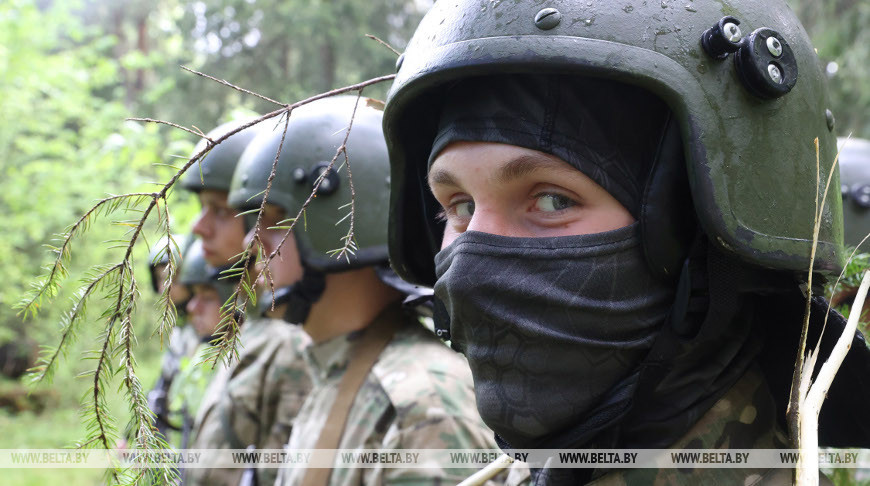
left=301, top=306, right=402, bottom=486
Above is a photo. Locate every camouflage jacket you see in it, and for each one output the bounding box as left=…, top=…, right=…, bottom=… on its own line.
left=184, top=317, right=312, bottom=486
left=166, top=341, right=218, bottom=447
left=504, top=365, right=832, bottom=486
left=275, top=308, right=498, bottom=485
left=148, top=324, right=200, bottom=442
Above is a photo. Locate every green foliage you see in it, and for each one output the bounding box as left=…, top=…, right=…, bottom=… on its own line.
left=146, top=0, right=427, bottom=125
left=789, top=0, right=870, bottom=139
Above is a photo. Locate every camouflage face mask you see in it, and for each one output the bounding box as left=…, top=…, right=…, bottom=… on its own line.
left=433, top=223, right=674, bottom=448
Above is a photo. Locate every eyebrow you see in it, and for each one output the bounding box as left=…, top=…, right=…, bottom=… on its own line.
left=428, top=165, right=459, bottom=188
left=494, top=153, right=575, bottom=185
left=428, top=152, right=578, bottom=189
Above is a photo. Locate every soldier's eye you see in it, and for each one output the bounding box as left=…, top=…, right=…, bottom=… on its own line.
left=533, top=193, right=576, bottom=212
left=454, top=200, right=475, bottom=218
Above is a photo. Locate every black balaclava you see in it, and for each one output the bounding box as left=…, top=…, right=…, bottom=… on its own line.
left=429, top=75, right=671, bottom=217
left=427, top=74, right=765, bottom=481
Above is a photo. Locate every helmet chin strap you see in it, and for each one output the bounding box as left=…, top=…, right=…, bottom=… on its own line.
left=264, top=265, right=326, bottom=325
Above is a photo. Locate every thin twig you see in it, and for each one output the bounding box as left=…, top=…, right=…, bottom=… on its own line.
left=365, top=34, right=401, bottom=56
left=125, top=118, right=215, bottom=142
left=788, top=138, right=823, bottom=449
left=181, top=66, right=285, bottom=107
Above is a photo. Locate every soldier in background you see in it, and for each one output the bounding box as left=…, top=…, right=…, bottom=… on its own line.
left=383, top=1, right=870, bottom=484
left=182, top=120, right=312, bottom=486
left=145, top=235, right=198, bottom=444
left=830, top=138, right=870, bottom=329
left=838, top=137, right=870, bottom=250
left=167, top=239, right=240, bottom=449
left=227, top=96, right=497, bottom=486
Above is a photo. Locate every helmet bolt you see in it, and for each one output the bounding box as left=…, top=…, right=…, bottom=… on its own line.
left=701, top=16, right=743, bottom=60
left=534, top=8, right=562, bottom=30
left=293, top=167, right=307, bottom=183
left=724, top=22, right=742, bottom=43
left=321, top=179, right=332, bottom=191
left=766, top=36, right=783, bottom=57
left=826, top=109, right=835, bottom=131
left=767, top=63, right=783, bottom=84
left=857, top=186, right=870, bottom=209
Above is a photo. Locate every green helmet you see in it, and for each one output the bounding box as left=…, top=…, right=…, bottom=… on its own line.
left=228, top=96, right=391, bottom=272
left=383, top=0, right=844, bottom=286
left=178, top=239, right=238, bottom=304
left=180, top=120, right=262, bottom=193
left=147, top=234, right=193, bottom=293
left=839, top=138, right=870, bottom=249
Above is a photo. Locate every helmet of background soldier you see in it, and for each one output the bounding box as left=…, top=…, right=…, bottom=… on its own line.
left=180, top=119, right=263, bottom=194
left=178, top=239, right=239, bottom=305
left=383, top=0, right=844, bottom=287
left=148, top=234, right=194, bottom=293
left=228, top=96, right=391, bottom=272
left=838, top=138, right=870, bottom=249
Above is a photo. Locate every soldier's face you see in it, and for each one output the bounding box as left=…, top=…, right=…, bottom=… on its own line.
left=243, top=203, right=304, bottom=290
left=186, top=284, right=221, bottom=338
left=192, top=189, right=246, bottom=267
left=428, top=141, right=635, bottom=248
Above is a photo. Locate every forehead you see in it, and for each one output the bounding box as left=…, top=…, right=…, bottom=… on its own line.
left=192, top=283, right=219, bottom=295
left=261, top=202, right=286, bottom=218
left=428, top=141, right=582, bottom=187
left=198, top=189, right=230, bottom=205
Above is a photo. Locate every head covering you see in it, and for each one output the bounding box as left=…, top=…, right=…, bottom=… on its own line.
left=428, top=74, right=670, bottom=217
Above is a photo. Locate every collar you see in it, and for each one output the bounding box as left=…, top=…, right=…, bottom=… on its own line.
left=303, top=330, right=362, bottom=385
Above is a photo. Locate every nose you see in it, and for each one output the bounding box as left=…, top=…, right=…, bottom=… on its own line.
left=186, top=296, right=199, bottom=315
left=465, top=206, right=515, bottom=237
left=192, top=209, right=211, bottom=238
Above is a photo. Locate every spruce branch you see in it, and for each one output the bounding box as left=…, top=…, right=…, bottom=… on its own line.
left=327, top=91, right=363, bottom=262
left=28, top=263, right=124, bottom=384
left=153, top=197, right=179, bottom=346
left=24, top=65, right=396, bottom=482
left=17, top=193, right=154, bottom=319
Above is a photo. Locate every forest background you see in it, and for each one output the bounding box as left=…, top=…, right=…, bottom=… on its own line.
left=1, top=0, right=868, bottom=485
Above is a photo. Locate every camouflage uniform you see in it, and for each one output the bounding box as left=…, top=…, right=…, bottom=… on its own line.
left=166, top=340, right=218, bottom=447
left=275, top=307, right=498, bottom=485
left=503, top=367, right=832, bottom=486
left=149, top=324, right=201, bottom=445
left=185, top=317, right=312, bottom=486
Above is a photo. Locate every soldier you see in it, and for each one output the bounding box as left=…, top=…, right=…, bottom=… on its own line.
left=182, top=121, right=313, bottom=486
left=227, top=95, right=498, bottom=485
left=167, top=239, right=239, bottom=448
left=838, top=137, right=870, bottom=250
left=829, top=138, right=870, bottom=325
left=146, top=235, right=199, bottom=444
left=382, top=1, right=870, bottom=484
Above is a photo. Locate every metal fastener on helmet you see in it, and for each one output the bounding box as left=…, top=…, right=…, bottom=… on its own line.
left=180, top=120, right=263, bottom=193
left=228, top=96, right=391, bottom=272
left=383, top=0, right=844, bottom=286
